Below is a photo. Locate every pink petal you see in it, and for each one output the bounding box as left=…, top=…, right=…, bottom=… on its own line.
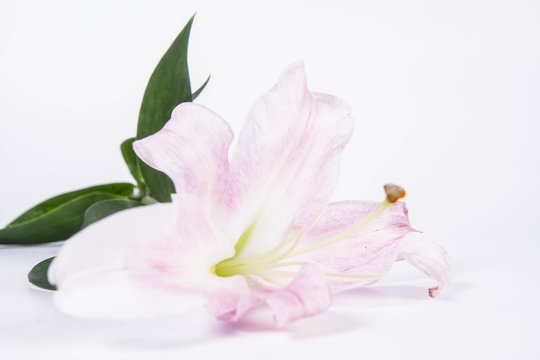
left=222, top=62, right=354, bottom=258
left=265, top=263, right=332, bottom=326
left=292, top=200, right=450, bottom=295
left=218, top=263, right=331, bottom=326
left=50, top=196, right=249, bottom=318
left=133, top=103, right=233, bottom=205
left=394, top=232, right=452, bottom=297
left=296, top=201, right=414, bottom=273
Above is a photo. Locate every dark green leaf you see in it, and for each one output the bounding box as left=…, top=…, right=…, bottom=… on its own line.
left=137, top=162, right=175, bottom=202
left=0, top=184, right=134, bottom=245
left=192, top=75, right=210, bottom=100
left=136, top=15, right=199, bottom=202
left=120, top=138, right=146, bottom=191
left=137, top=15, right=194, bottom=142
left=82, top=199, right=143, bottom=228
left=28, top=257, right=56, bottom=291
left=8, top=183, right=134, bottom=226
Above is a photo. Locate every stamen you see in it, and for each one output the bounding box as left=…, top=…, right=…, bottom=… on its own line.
left=257, top=270, right=382, bottom=283
left=260, top=270, right=298, bottom=278
left=217, top=216, right=296, bottom=269
left=261, top=261, right=305, bottom=270
left=323, top=273, right=382, bottom=282
left=285, top=200, right=390, bottom=257
left=214, top=185, right=406, bottom=281
left=384, top=183, right=406, bottom=203
left=274, top=212, right=322, bottom=260
left=237, top=215, right=300, bottom=264
left=215, top=212, right=320, bottom=274
left=284, top=184, right=406, bottom=258
left=215, top=258, right=304, bottom=277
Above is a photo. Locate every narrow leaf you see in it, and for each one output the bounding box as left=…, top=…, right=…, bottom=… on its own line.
left=137, top=163, right=175, bottom=203
left=192, top=75, right=211, bottom=100
left=120, top=138, right=146, bottom=190
left=28, top=257, right=56, bottom=291
left=0, top=184, right=134, bottom=245
left=8, top=183, right=134, bottom=226
left=82, top=199, right=142, bottom=228
left=136, top=15, right=195, bottom=202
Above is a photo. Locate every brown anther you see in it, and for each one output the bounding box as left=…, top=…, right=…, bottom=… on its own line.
left=384, top=184, right=406, bottom=203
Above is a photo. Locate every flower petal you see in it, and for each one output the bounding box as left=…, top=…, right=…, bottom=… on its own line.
left=264, top=263, right=332, bottom=326
left=223, top=62, right=354, bottom=257
left=48, top=203, right=175, bottom=290
left=133, top=103, right=233, bottom=206
left=295, top=201, right=414, bottom=274
left=218, top=263, right=331, bottom=326
left=290, top=200, right=450, bottom=295
left=394, top=232, right=452, bottom=297
left=50, top=196, right=249, bottom=318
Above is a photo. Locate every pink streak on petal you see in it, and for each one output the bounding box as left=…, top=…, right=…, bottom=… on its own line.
left=214, top=293, right=262, bottom=322
left=131, top=194, right=250, bottom=314
left=133, top=103, right=233, bottom=205
left=51, top=195, right=249, bottom=319
left=222, top=62, right=355, bottom=258
left=297, top=201, right=414, bottom=273
left=265, top=263, right=332, bottom=326
left=217, top=263, right=331, bottom=327
left=293, top=200, right=451, bottom=295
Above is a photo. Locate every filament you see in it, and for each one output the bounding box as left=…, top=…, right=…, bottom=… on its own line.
left=214, top=184, right=405, bottom=281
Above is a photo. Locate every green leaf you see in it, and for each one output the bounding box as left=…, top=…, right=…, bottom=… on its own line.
left=137, top=162, right=175, bottom=203
left=192, top=75, right=210, bottom=100
left=7, top=183, right=134, bottom=226
left=28, top=257, right=56, bottom=291
left=136, top=15, right=204, bottom=202
left=137, top=15, right=194, bottom=144
left=0, top=183, right=134, bottom=245
left=82, top=199, right=143, bottom=228
left=120, top=138, right=146, bottom=191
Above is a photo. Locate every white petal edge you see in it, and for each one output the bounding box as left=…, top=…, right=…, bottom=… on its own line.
left=49, top=200, right=249, bottom=318
left=49, top=203, right=201, bottom=318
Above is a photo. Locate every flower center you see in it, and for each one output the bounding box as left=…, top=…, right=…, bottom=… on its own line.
left=213, top=184, right=405, bottom=281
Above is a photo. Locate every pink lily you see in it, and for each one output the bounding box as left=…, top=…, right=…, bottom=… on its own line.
left=49, top=63, right=450, bottom=326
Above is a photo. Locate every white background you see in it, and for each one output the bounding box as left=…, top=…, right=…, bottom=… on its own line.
left=1, top=0, right=539, bottom=359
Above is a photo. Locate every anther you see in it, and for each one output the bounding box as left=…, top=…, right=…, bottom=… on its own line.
left=384, top=184, right=406, bottom=203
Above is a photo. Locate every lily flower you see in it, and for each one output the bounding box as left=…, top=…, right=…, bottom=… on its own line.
left=49, top=63, right=450, bottom=326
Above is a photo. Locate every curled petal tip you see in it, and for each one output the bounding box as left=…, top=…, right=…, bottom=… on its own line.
left=384, top=184, right=406, bottom=203
left=396, top=232, right=451, bottom=298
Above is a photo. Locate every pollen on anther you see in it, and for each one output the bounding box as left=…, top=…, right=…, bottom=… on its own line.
left=384, top=184, right=406, bottom=203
